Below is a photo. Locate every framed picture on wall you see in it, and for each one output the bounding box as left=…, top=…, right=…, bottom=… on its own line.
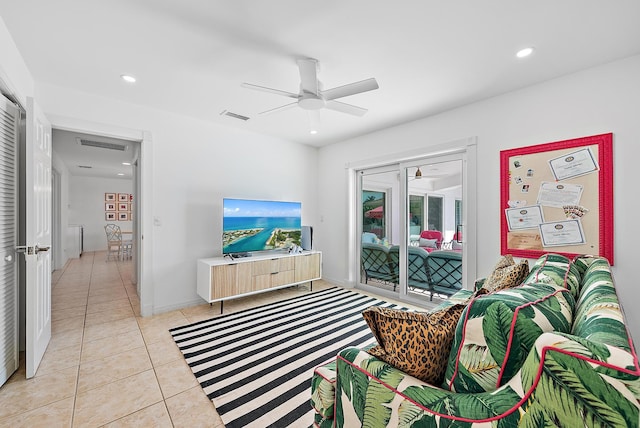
left=118, top=212, right=129, bottom=221
left=118, top=203, right=129, bottom=211
left=105, top=212, right=116, bottom=221
left=118, top=193, right=129, bottom=202
left=105, top=193, right=116, bottom=201
left=105, top=203, right=116, bottom=211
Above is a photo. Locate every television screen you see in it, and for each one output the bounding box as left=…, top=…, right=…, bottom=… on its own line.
left=222, top=198, right=302, bottom=254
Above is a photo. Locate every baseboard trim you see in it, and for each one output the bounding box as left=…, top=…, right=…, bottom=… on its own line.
left=144, top=297, right=204, bottom=317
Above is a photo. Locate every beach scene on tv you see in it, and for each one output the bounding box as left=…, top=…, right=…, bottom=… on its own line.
left=223, top=199, right=302, bottom=254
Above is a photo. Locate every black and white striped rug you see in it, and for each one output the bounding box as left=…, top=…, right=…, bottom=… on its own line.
left=169, top=287, right=398, bottom=428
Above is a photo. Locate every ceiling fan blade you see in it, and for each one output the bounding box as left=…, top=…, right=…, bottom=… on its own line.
left=259, top=102, right=297, bottom=115
left=241, top=82, right=299, bottom=99
left=321, top=78, right=379, bottom=101
left=308, top=110, right=320, bottom=134
left=297, top=58, right=318, bottom=95
left=325, top=100, right=368, bottom=116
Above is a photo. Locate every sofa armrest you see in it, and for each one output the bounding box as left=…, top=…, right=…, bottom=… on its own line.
left=335, top=347, right=523, bottom=427
left=335, top=333, right=640, bottom=427
left=511, top=332, right=640, bottom=427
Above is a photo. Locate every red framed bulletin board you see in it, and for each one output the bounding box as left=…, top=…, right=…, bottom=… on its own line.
left=500, top=133, right=613, bottom=264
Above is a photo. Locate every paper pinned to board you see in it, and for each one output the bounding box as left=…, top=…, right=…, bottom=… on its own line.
left=537, top=182, right=583, bottom=208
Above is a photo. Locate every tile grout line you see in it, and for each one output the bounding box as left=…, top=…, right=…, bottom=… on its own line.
left=68, top=251, right=93, bottom=428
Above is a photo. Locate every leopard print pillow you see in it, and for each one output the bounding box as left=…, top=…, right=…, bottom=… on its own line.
left=481, top=254, right=529, bottom=293
left=362, top=304, right=465, bottom=384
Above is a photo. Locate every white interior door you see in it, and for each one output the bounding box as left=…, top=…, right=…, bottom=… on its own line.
left=0, top=95, right=20, bottom=386
left=24, top=97, right=52, bottom=378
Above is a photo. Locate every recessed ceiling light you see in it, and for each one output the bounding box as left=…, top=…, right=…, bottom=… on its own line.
left=310, top=130, right=318, bottom=135
left=120, top=74, right=136, bottom=83
left=122, top=162, right=131, bottom=166
left=516, top=47, right=535, bottom=58
left=117, top=173, right=125, bottom=176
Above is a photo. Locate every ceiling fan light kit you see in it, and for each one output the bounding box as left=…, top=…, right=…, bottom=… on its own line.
left=242, top=58, right=379, bottom=132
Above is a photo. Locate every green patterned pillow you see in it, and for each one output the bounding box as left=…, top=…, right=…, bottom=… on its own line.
left=443, top=283, right=576, bottom=393
left=523, top=253, right=581, bottom=298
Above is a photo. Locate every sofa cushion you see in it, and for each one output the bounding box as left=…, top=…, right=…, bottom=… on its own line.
left=444, top=283, right=576, bottom=393
left=523, top=253, right=581, bottom=298
left=362, top=304, right=465, bottom=384
left=480, top=254, right=529, bottom=293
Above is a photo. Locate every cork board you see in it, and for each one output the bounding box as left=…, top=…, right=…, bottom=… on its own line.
left=500, top=133, right=613, bottom=264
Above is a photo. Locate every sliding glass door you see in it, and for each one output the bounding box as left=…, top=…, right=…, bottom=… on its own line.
left=356, top=149, right=474, bottom=307
left=404, top=157, right=463, bottom=303
left=358, top=166, right=399, bottom=289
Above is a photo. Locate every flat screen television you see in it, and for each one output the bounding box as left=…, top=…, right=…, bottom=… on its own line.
left=222, top=198, right=302, bottom=255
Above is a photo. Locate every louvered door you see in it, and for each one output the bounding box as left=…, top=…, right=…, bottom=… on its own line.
left=0, top=94, right=19, bottom=387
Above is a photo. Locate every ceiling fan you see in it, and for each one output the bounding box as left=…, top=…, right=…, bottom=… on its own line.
left=242, top=58, right=379, bottom=131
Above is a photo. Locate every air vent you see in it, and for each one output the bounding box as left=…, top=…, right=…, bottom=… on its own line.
left=220, top=110, right=250, bottom=121
left=76, top=138, right=128, bottom=151
left=78, top=165, right=93, bottom=169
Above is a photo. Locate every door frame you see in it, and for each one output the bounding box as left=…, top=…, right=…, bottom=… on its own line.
left=47, top=115, right=153, bottom=316
left=348, top=137, right=477, bottom=306
left=51, top=168, right=62, bottom=270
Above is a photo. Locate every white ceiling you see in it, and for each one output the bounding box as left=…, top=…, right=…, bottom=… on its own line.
left=2, top=1, right=640, bottom=155
left=52, top=130, right=137, bottom=179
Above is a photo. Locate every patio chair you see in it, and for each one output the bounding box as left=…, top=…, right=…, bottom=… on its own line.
left=361, top=243, right=395, bottom=286
left=388, top=245, right=430, bottom=292
left=425, top=250, right=463, bottom=300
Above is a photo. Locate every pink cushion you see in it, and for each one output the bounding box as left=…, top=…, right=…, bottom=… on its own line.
left=419, top=230, right=442, bottom=249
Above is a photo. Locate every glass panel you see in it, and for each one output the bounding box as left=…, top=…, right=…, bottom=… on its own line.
left=359, top=169, right=398, bottom=293
left=362, top=190, right=386, bottom=240
left=409, top=195, right=424, bottom=232
left=407, top=160, right=463, bottom=304
left=455, top=199, right=462, bottom=241
left=427, top=195, right=443, bottom=231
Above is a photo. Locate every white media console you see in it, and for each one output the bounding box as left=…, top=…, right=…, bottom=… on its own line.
left=197, top=250, right=322, bottom=312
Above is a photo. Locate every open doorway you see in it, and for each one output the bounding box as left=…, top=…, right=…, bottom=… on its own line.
left=51, top=129, right=142, bottom=294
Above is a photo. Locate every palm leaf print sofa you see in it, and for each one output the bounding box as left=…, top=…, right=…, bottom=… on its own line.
left=311, top=254, right=640, bottom=427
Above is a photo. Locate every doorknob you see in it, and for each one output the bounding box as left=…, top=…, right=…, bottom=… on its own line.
left=4, top=255, right=13, bottom=262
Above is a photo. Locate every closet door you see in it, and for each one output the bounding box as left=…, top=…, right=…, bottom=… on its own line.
left=0, top=95, right=19, bottom=387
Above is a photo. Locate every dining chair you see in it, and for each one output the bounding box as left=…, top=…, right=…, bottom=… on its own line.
left=104, top=224, right=132, bottom=261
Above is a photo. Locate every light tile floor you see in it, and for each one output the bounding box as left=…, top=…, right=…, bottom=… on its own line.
left=0, top=251, right=431, bottom=427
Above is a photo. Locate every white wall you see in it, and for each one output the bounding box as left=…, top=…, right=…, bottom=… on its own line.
left=68, top=176, right=133, bottom=252
left=52, top=151, right=71, bottom=266
left=316, top=55, right=640, bottom=343
left=0, top=16, right=34, bottom=104
left=35, top=83, right=319, bottom=312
